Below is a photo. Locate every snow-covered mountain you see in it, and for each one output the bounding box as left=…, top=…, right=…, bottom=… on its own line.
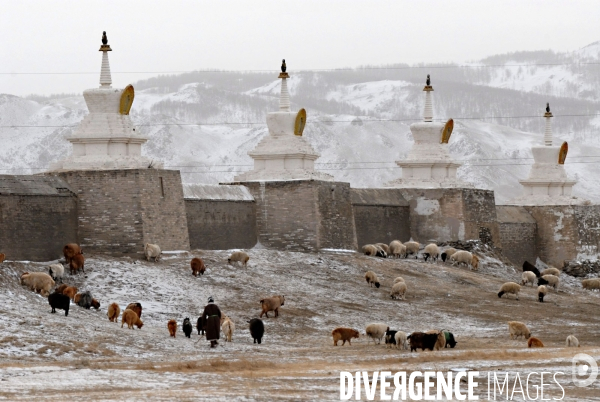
left=1, top=42, right=599, bottom=204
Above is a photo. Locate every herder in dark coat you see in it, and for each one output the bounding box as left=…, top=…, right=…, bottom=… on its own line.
left=202, top=296, right=222, bottom=348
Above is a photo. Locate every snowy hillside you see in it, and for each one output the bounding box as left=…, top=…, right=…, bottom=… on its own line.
left=1, top=42, right=599, bottom=203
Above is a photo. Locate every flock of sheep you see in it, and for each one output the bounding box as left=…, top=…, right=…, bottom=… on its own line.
left=17, top=243, right=274, bottom=345
left=14, top=237, right=600, bottom=354
left=354, top=239, right=599, bottom=352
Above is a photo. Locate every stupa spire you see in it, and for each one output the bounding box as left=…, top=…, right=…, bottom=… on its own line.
left=278, top=59, right=290, bottom=112
left=423, top=74, right=433, bottom=122
left=544, top=102, right=553, bottom=146
left=99, top=31, right=112, bottom=88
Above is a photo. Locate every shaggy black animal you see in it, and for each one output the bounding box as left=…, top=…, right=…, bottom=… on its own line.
left=182, top=317, right=192, bottom=338
left=248, top=318, right=265, bottom=344
left=523, top=261, right=541, bottom=278
left=407, top=332, right=439, bottom=352
left=441, top=252, right=449, bottom=262
left=443, top=331, right=457, bottom=348
left=77, top=291, right=93, bottom=309
left=385, top=330, right=398, bottom=347
left=48, top=292, right=70, bottom=316
left=196, top=315, right=206, bottom=335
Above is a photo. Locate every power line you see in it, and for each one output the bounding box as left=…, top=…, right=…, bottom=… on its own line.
left=4, top=159, right=600, bottom=174
left=1, top=62, right=600, bottom=75
left=1, top=113, right=598, bottom=129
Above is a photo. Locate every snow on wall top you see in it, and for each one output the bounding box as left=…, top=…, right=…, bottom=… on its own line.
left=0, top=175, right=75, bottom=196
left=182, top=184, right=254, bottom=201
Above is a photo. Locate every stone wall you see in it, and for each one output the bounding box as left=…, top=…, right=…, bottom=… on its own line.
left=350, top=188, right=410, bottom=246
left=399, top=188, right=502, bottom=247
left=0, top=175, right=78, bottom=261
left=240, top=180, right=357, bottom=251
left=184, top=184, right=257, bottom=250
left=496, top=206, right=537, bottom=266
left=54, top=169, right=189, bottom=257
left=522, top=204, right=600, bottom=267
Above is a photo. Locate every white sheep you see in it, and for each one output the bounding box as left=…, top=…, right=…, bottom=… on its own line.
left=364, top=271, right=380, bottom=288
left=389, top=240, right=406, bottom=259
left=390, top=282, right=407, bottom=300
left=538, top=285, right=548, bottom=302
left=365, top=323, right=389, bottom=344
left=521, top=271, right=536, bottom=287
left=539, top=274, right=559, bottom=290
left=48, top=263, right=64, bottom=283
left=221, top=316, right=235, bottom=342
left=393, top=277, right=405, bottom=284
left=144, top=243, right=161, bottom=262
left=423, top=243, right=440, bottom=262
left=508, top=321, right=531, bottom=340
left=228, top=251, right=250, bottom=266
left=362, top=244, right=386, bottom=258
left=566, top=335, right=580, bottom=348
left=441, top=248, right=457, bottom=262
left=20, top=272, right=55, bottom=297
left=394, top=331, right=408, bottom=350
left=404, top=241, right=420, bottom=259
left=450, top=250, right=479, bottom=270
left=541, top=267, right=561, bottom=277
left=498, top=282, right=521, bottom=300
left=581, top=278, right=600, bottom=291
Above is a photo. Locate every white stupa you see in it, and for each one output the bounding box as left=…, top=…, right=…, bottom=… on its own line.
left=511, top=104, right=580, bottom=205
left=386, top=75, right=468, bottom=188
left=50, top=32, right=158, bottom=171
left=234, top=60, right=332, bottom=182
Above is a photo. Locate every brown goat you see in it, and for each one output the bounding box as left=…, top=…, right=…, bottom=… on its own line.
left=191, top=257, right=206, bottom=276
left=107, top=303, right=120, bottom=322
left=54, top=284, right=69, bottom=294
left=168, top=319, right=177, bottom=337
left=260, top=295, right=285, bottom=318
left=63, top=243, right=82, bottom=264
left=332, top=327, right=360, bottom=346
left=62, top=286, right=78, bottom=300
left=69, top=253, right=85, bottom=275
left=528, top=337, right=544, bottom=348
left=126, top=303, right=142, bottom=318
left=121, top=309, right=143, bottom=329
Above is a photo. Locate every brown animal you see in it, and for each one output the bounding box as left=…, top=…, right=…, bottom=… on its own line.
left=62, top=286, right=78, bottom=300
left=73, top=293, right=82, bottom=304
left=168, top=319, right=177, bottom=337
left=54, top=284, right=68, bottom=294
left=63, top=243, right=82, bottom=264
left=260, top=295, right=285, bottom=318
left=126, top=303, right=142, bottom=318
left=91, top=298, right=101, bottom=310
left=121, top=309, right=143, bottom=329
left=0, top=253, right=5, bottom=263
left=191, top=257, right=206, bottom=276
left=107, top=303, right=120, bottom=322
left=528, top=337, right=544, bottom=348
left=332, top=327, right=360, bottom=346
left=69, top=253, right=85, bottom=275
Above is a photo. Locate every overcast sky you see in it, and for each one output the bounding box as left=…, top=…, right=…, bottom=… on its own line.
left=1, top=0, right=598, bottom=96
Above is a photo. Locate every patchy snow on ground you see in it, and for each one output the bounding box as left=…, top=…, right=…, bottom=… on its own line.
left=0, top=247, right=599, bottom=399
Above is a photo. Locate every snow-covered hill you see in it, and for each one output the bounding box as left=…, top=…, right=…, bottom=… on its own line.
left=1, top=42, right=599, bottom=204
